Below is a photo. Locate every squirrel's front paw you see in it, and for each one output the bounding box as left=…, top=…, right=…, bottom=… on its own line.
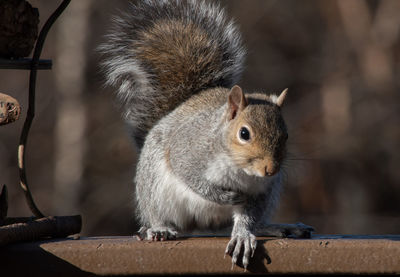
left=225, top=231, right=257, bottom=270
left=219, top=189, right=246, bottom=205
left=136, top=226, right=178, bottom=241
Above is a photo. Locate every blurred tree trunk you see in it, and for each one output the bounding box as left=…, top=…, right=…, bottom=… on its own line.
left=53, top=1, right=92, bottom=214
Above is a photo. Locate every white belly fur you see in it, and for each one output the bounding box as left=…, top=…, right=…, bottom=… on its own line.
left=156, top=158, right=234, bottom=230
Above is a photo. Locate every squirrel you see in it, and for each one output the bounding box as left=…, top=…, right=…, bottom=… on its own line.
left=99, top=0, right=314, bottom=270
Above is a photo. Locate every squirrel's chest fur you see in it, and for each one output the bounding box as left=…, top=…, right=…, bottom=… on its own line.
left=135, top=124, right=269, bottom=231
left=154, top=153, right=268, bottom=231
left=158, top=156, right=235, bottom=230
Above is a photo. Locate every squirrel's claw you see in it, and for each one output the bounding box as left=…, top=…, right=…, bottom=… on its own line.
left=226, top=232, right=257, bottom=270
left=135, top=226, right=178, bottom=241
left=135, top=226, right=147, bottom=240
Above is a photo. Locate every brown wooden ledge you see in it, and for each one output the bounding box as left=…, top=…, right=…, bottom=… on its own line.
left=0, top=235, right=399, bottom=275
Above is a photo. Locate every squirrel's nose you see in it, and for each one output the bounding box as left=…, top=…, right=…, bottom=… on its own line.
left=266, top=168, right=276, bottom=176
left=265, top=163, right=278, bottom=176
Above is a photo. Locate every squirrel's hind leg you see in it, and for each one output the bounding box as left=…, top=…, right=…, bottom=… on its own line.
left=136, top=226, right=178, bottom=241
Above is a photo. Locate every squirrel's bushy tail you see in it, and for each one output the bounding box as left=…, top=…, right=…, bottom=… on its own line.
left=99, top=0, right=245, bottom=148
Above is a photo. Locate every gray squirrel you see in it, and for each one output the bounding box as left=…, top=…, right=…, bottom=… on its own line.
left=99, top=0, right=313, bottom=270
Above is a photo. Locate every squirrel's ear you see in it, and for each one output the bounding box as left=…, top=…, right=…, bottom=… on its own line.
left=276, top=88, right=288, bottom=107
left=228, top=85, right=247, bottom=120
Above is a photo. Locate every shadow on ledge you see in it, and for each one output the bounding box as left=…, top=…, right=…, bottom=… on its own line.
left=0, top=239, right=96, bottom=277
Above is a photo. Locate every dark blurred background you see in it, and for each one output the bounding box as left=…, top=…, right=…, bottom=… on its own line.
left=0, top=0, right=399, bottom=236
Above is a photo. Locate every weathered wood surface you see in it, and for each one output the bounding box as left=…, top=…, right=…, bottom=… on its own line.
left=0, top=235, right=399, bottom=275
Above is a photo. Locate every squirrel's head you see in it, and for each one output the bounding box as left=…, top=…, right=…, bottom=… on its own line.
left=225, top=85, right=288, bottom=177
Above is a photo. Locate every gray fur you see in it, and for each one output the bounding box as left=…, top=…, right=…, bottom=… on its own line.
left=100, top=0, right=313, bottom=270
left=134, top=87, right=289, bottom=268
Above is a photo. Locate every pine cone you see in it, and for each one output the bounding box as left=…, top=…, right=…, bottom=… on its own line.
left=0, top=93, right=21, bottom=126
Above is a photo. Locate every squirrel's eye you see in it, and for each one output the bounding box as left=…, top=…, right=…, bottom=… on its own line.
left=239, top=127, right=250, bottom=141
